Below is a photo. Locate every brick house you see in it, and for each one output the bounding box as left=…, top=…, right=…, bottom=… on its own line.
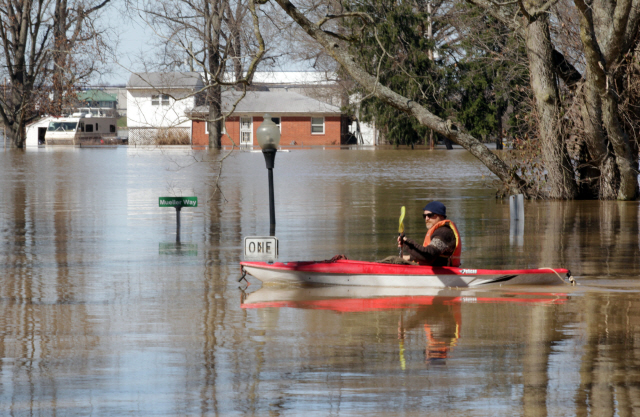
left=190, top=90, right=346, bottom=148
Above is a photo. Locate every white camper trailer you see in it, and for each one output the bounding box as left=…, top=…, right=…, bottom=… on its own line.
left=45, top=113, right=119, bottom=145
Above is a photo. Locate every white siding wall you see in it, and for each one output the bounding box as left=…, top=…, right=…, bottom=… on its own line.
left=25, top=118, right=53, bottom=147
left=126, top=88, right=195, bottom=129
left=350, top=120, right=377, bottom=146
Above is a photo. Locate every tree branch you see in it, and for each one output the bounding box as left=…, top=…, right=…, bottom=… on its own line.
left=272, top=0, right=532, bottom=196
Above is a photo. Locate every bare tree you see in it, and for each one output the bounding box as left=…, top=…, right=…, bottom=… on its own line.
left=463, top=0, right=640, bottom=199
left=269, top=0, right=640, bottom=200
left=270, top=0, right=531, bottom=196
left=51, top=0, right=113, bottom=115
left=0, top=0, right=52, bottom=148
left=0, top=0, right=114, bottom=148
left=137, top=0, right=273, bottom=148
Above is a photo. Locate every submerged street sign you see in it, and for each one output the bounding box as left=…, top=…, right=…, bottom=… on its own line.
left=160, top=196, right=198, bottom=243
left=159, top=197, right=198, bottom=208
left=244, top=236, right=278, bottom=261
left=159, top=242, right=198, bottom=256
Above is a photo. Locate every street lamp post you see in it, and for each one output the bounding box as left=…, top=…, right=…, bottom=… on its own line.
left=255, top=113, right=281, bottom=236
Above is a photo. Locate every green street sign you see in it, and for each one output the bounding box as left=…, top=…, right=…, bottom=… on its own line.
left=159, top=196, right=198, bottom=208
left=159, top=242, right=198, bottom=256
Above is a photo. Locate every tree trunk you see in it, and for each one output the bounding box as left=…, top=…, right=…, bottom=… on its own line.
left=523, top=4, right=578, bottom=198
left=206, top=0, right=224, bottom=149
left=574, top=0, right=639, bottom=200
left=53, top=0, right=68, bottom=116
left=5, top=120, right=26, bottom=149
left=207, top=104, right=222, bottom=148
left=496, top=105, right=504, bottom=150
left=578, top=69, right=618, bottom=199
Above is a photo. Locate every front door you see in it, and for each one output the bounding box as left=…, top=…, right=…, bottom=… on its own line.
left=38, top=127, right=47, bottom=145
left=240, top=117, right=252, bottom=146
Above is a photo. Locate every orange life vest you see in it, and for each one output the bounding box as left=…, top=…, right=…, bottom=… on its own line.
left=422, top=219, right=462, bottom=267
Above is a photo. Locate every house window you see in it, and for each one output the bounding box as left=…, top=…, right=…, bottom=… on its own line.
left=311, top=117, right=324, bottom=134
left=271, top=117, right=281, bottom=132
left=240, top=116, right=252, bottom=145
left=153, top=94, right=170, bottom=106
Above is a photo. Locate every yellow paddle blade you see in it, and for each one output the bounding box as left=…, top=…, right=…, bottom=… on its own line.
left=398, top=206, right=406, bottom=233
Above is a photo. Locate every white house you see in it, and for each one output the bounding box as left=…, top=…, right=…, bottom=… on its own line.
left=126, top=72, right=204, bottom=145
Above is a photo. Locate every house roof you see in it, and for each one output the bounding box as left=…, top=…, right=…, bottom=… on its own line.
left=127, top=72, right=204, bottom=90
left=127, top=71, right=337, bottom=90
left=77, top=90, right=117, bottom=102
left=191, top=90, right=341, bottom=116
left=240, top=71, right=338, bottom=86
left=26, top=116, right=54, bottom=128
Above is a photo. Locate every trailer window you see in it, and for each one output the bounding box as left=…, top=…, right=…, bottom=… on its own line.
left=47, top=122, right=78, bottom=132
left=86, top=124, right=94, bottom=132
left=110, top=125, right=116, bottom=133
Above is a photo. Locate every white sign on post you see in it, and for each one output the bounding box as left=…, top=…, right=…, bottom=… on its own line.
left=244, top=236, right=278, bottom=261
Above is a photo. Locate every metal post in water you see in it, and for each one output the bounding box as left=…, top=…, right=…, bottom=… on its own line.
left=509, top=194, right=524, bottom=246
left=176, top=206, right=181, bottom=243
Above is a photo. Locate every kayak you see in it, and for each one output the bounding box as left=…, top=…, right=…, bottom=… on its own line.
left=239, top=259, right=572, bottom=288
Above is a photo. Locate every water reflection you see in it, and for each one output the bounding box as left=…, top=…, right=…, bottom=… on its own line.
left=158, top=242, right=198, bottom=256
left=1, top=148, right=640, bottom=415
left=242, top=286, right=572, bottom=376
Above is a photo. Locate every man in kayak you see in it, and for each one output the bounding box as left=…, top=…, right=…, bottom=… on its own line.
left=397, top=201, right=462, bottom=267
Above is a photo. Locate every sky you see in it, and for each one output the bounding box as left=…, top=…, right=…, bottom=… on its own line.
left=99, top=2, right=313, bottom=86
left=102, top=5, right=157, bottom=85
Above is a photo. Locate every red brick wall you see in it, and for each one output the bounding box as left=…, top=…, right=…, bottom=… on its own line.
left=280, top=116, right=342, bottom=146
left=221, top=116, right=240, bottom=146
left=192, top=119, right=208, bottom=146
left=192, top=115, right=343, bottom=147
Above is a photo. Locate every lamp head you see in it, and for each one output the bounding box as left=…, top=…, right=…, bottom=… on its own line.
left=256, top=113, right=281, bottom=150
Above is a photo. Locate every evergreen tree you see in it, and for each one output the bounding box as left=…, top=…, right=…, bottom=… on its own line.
left=345, top=0, right=450, bottom=145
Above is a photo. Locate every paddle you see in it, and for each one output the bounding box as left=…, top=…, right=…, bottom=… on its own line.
left=398, top=206, right=405, bottom=257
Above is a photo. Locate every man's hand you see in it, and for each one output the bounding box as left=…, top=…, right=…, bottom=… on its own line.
left=397, top=233, right=406, bottom=247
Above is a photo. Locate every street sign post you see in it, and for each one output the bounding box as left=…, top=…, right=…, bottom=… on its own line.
left=244, top=236, right=278, bottom=262
left=160, top=197, right=198, bottom=242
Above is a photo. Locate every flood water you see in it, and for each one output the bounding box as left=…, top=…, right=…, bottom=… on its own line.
left=1, top=147, right=640, bottom=416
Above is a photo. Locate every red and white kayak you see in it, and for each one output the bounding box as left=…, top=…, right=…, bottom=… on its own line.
left=240, top=259, right=572, bottom=288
